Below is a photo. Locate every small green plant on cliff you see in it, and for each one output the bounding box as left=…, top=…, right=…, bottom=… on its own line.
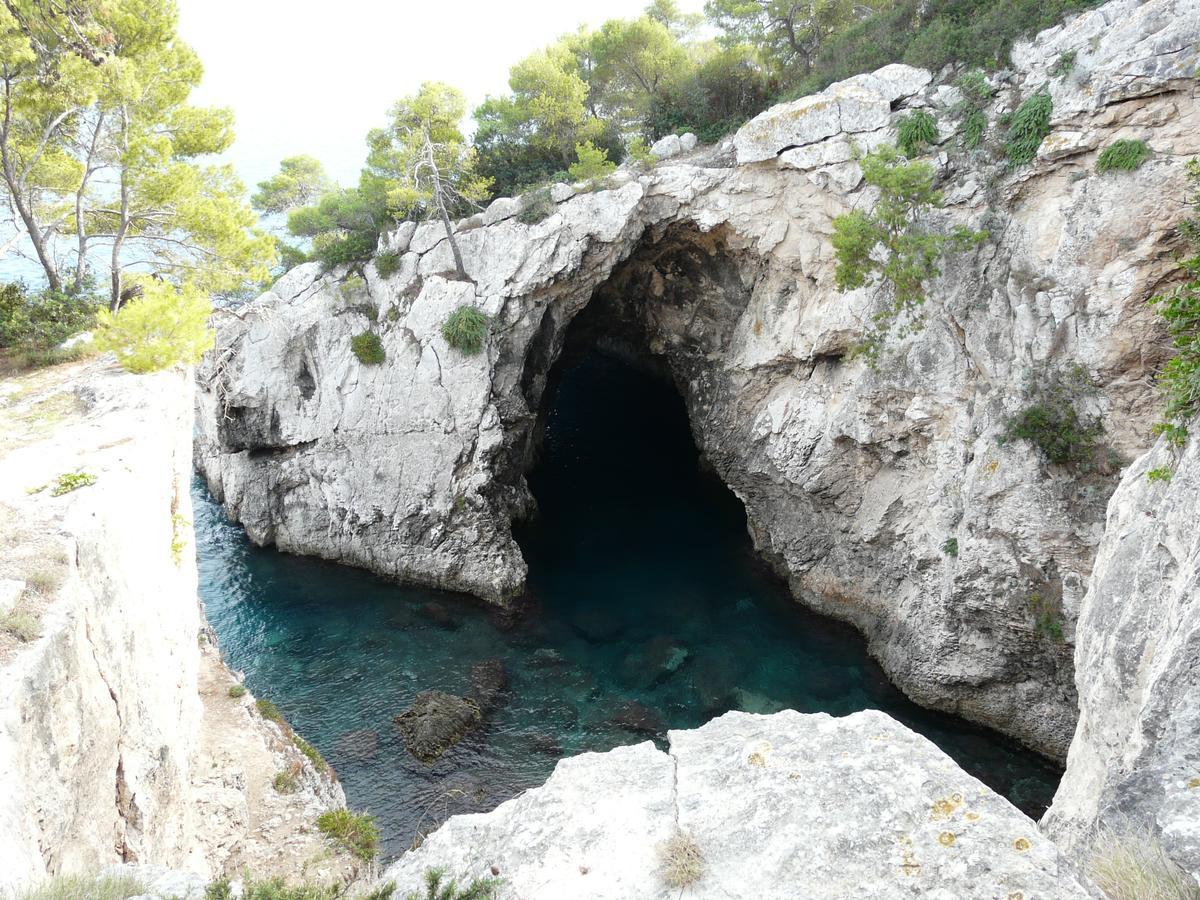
left=1026, top=592, right=1065, bottom=644
left=1001, top=365, right=1104, bottom=470
left=207, top=876, right=346, bottom=900
left=316, top=808, right=380, bottom=861
left=293, top=733, right=331, bottom=775
left=831, top=144, right=985, bottom=362
left=941, top=536, right=959, bottom=557
left=625, top=135, right=656, bottom=168
left=375, top=251, right=402, bottom=279
left=1097, top=139, right=1150, bottom=174
left=1146, top=466, right=1173, bottom=483
left=273, top=770, right=300, bottom=794
left=953, top=70, right=993, bottom=150
left=351, top=332, right=386, bottom=365
left=1086, top=826, right=1200, bottom=900
left=256, top=697, right=286, bottom=724
left=404, top=869, right=498, bottom=900
left=1051, top=50, right=1077, bottom=77
left=517, top=187, right=556, bottom=225
left=17, top=873, right=147, bottom=900
left=441, top=305, right=488, bottom=355
left=170, top=513, right=190, bottom=566
left=657, top=828, right=705, bottom=888
left=51, top=470, right=96, bottom=496
left=1149, top=158, right=1200, bottom=443
left=897, top=109, right=938, bottom=157
left=228, top=684, right=247, bottom=699
left=1005, top=90, right=1052, bottom=166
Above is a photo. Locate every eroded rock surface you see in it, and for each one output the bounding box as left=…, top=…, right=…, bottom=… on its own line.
left=195, top=0, right=1200, bottom=757
left=383, top=710, right=1093, bottom=899
left=1043, top=429, right=1200, bottom=882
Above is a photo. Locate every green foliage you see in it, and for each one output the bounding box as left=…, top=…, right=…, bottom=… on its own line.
left=316, top=808, right=380, bottom=862
left=1001, top=366, right=1104, bottom=470
left=339, top=276, right=366, bottom=301
left=170, top=513, right=190, bottom=566
left=375, top=251, right=402, bottom=278
left=51, top=470, right=96, bottom=496
left=955, top=70, right=994, bottom=106
left=941, top=537, right=959, bottom=557
left=1005, top=91, right=1053, bottom=166
left=645, top=44, right=771, bottom=143
left=273, top=771, right=299, bottom=794
left=568, top=141, right=617, bottom=182
left=441, top=306, right=489, bottom=355
left=783, top=0, right=1104, bottom=99
left=1051, top=50, right=1077, bottom=76
left=253, top=156, right=333, bottom=215
left=831, top=145, right=984, bottom=360
left=256, top=698, right=285, bottom=724
left=227, top=684, right=247, bottom=699
left=93, top=280, right=214, bottom=374
left=404, top=869, right=499, bottom=900
left=1027, top=593, right=1065, bottom=643
left=961, top=110, right=988, bottom=150
left=516, top=187, right=556, bottom=225
left=1150, top=159, right=1200, bottom=442
left=208, top=876, right=345, bottom=900
left=351, top=332, right=385, bottom=365
left=1096, top=139, right=1150, bottom=174
left=1146, top=466, right=1173, bottom=483
left=15, top=873, right=147, bottom=900
left=953, top=71, right=993, bottom=150
left=897, top=109, right=938, bottom=157
left=0, top=283, right=99, bottom=352
left=625, top=135, right=656, bottom=168
left=292, top=734, right=330, bottom=774
left=1, top=609, right=40, bottom=642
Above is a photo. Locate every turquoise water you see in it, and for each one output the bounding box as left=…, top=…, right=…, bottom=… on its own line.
left=195, top=348, right=1061, bottom=862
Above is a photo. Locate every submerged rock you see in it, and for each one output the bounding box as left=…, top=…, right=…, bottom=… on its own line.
left=621, top=636, right=690, bottom=689
left=383, top=710, right=1093, bottom=899
left=393, top=691, right=482, bottom=764
left=610, top=700, right=664, bottom=737
left=333, top=729, right=380, bottom=763
left=469, top=659, right=509, bottom=714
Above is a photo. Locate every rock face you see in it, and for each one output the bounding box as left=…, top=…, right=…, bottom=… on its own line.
left=383, top=709, right=1093, bottom=899
left=194, top=0, right=1200, bottom=758
left=1043, top=429, right=1200, bottom=882
left=0, top=361, right=350, bottom=891
left=393, top=691, right=482, bottom=763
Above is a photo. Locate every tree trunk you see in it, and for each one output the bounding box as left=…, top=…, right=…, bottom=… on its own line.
left=425, top=138, right=467, bottom=280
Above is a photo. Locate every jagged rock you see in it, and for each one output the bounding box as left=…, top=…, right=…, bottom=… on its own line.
left=195, top=0, right=1200, bottom=758
left=483, top=197, right=522, bottom=226
left=393, top=691, right=482, bottom=763
left=1043, top=430, right=1200, bottom=882
left=383, top=710, right=1094, bottom=899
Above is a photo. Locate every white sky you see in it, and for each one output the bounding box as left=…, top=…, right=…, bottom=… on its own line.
left=178, top=0, right=707, bottom=192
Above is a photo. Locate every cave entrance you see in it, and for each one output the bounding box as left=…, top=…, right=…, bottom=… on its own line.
left=509, top=224, right=1064, bottom=818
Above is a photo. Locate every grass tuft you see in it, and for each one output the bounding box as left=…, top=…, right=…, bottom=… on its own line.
left=440, top=306, right=488, bottom=355
left=273, top=770, right=300, bottom=794
left=228, top=684, right=247, bottom=699
left=404, top=869, right=497, bottom=900
left=657, top=829, right=705, bottom=888
left=0, top=609, right=40, bottom=642
left=375, top=251, right=402, bottom=278
left=256, top=698, right=285, bottom=724
left=1096, top=139, right=1150, bottom=174
left=897, top=108, right=938, bottom=156
left=1087, top=827, right=1199, bottom=900
left=316, top=808, right=380, bottom=861
left=17, top=873, right=146, bottom=900
left=1006, top=91, right=1052, bottom=166
left=351, top=332, right=385, bottom=365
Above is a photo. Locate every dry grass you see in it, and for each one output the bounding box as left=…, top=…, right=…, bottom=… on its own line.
left=658, top=828, right=705, bottom=889
left=0, top=503, right=68, bottom=663
left=15, top=872, right=146, bottom=900
left=0, top=609, right=40, bottom=642
left=1087, top=827, right=1200, bottom=900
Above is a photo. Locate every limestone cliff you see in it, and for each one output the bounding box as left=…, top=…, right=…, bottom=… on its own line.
left=1043, top=429, right=1200, bottom=883
left=383, top=709, right=1094, bottom=899
left=194, top=0, right=1199, bottom=760
left=0, top=361, right=351, bottom=891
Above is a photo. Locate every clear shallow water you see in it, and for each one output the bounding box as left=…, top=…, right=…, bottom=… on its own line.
left=196, top=348, right=1061, bottom=862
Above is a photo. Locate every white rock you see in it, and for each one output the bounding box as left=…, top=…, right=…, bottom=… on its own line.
left=651, top=134, right=682, bottom=159
left=550, top=183, right=576, bottom=203
left=0, top=579, right=23, bottom=614
left=483, top=197, right=522, bottom=226
left=1044, top=430, right=1200, bottom=882
left=385, top=710, right=1093, bottom=899
left=679, top=132, right=697, bottom=152
left=385, top=220, right=417, bottom=254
